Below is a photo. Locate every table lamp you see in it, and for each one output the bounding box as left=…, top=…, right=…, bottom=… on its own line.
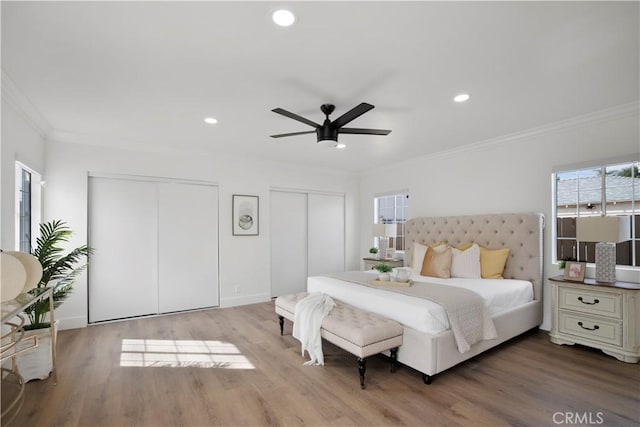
left=372, top=224, right=385, bottom=258
left=372, top=224, right=397, bottom=259
left=576, top=216, right=630, bottom=283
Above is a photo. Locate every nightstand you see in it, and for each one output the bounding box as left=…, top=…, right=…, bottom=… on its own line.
left=549, top=275, right=640, bottom=363
left=362, top=257, right=404, bottom=270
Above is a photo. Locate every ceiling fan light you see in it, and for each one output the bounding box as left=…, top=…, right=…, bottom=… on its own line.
left=317, top=139, right=338, bottom=148
left=272, top=9, right=295, bottom=27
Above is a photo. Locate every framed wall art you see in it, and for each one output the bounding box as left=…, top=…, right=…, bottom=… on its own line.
left=232, top=195, right=259, bottom=236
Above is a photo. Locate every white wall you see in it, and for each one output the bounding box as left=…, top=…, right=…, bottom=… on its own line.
left=358, top=108, right=640, bottom=331
left=44, top=139, right=360, bottom=329
left=5, top=92, right=639, bottom=334
left=1, top=99, right=46, bottom=249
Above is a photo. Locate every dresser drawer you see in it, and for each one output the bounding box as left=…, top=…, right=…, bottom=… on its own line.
left=558, top=311, right=622, bottom=347
left=559, top=287, right=622, bottom=319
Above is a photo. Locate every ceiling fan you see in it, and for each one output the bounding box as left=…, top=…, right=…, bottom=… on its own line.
left=270, top=102, right=391, bottom=147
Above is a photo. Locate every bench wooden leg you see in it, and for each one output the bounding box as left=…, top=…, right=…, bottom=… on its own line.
left=278, top=316, right=284, bottom=336
left=358, top=358, right=367, bottom=390
left=390, top=347, right=398, bottom=373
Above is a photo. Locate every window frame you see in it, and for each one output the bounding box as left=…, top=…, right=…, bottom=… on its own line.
left=15, top=161, right=42, bottom=252
left=373, top=191, right=409, bottom=252
left=552, top=156, right=638, bottom=268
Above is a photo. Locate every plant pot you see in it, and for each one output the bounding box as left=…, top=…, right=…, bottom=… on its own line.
left=15, top=319, right=58, bottom=382
left=378, top=272, right=391, bottom=281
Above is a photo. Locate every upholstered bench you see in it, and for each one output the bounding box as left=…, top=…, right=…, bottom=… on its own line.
left=275, top=292, right=403, bottom=389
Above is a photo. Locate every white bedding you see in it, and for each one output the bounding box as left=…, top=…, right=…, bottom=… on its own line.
left=307, top=271, right=533, bottom=335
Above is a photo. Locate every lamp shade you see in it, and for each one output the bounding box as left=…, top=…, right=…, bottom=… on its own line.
left=576, top=216, right=630, bottom=243
left=384, top=224, right=397, bottom=238
left=372, top=224, right=386, bottom=237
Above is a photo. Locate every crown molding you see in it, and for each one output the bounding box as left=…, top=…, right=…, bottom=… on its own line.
left=367, top=101, right=640, bottom=175
left=444, top=101, right=639, bottom=157
left=1, top=70, right=53, bottom=138
left=48, top=129, right=173, bottom=154
left=48, top=130, right=358, bottom=177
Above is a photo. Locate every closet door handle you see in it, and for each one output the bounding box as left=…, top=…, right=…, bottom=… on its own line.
left=578, top=296, right=599, bottom=305
left=577, top=321, right=599, bottom=331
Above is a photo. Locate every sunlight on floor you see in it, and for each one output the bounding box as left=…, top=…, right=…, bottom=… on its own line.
left=120, top=339, right=255, bottom=369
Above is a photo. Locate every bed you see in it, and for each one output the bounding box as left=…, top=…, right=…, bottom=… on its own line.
left=307, top=213, right=544, bottom=382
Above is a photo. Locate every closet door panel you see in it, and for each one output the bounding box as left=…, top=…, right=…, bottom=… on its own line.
left=89, top=178, right=158, bottom=323
left=158, top=183, right=219, bottom=313
left=308, top=194, right=345, bottom=276
left=270, top=191, right=308, bottom=297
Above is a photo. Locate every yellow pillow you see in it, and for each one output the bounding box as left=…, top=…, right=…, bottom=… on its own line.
left=421, top=246, right=452, bottom=278
left=479, top=247, right=510, bottom=279
left=412, top=241, right=447, bottom=271
left=457, top=243, right=473, bottom=251
left=430, top=241, right=450, bottom=253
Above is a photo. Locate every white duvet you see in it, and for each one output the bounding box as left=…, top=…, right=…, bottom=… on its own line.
left=307, top=271, right=533, bottom=335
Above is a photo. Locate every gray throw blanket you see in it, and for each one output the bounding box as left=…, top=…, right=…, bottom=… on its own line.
left=328, top=271, right=497, bottom=353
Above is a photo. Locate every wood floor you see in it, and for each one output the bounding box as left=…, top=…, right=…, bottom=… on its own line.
left=7, top=301, right=640, bottom=427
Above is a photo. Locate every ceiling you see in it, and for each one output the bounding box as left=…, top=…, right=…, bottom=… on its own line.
left=2, top=1, right=638, bottom=173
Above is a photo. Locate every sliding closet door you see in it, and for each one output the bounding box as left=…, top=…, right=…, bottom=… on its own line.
left=270, top=191, right=308, bottom=297
left=308, top=193, right=345, bottom=276
left=158, top=183, right=219, bottom=313
left=89, top=177, right=158, bottom=323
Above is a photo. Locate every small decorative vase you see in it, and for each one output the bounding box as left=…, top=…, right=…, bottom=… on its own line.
left=378, top=272, right=390, bottom=281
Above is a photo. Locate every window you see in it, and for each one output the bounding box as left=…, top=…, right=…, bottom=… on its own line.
left=15, top=162, right=42, bottom=252
left=374, top=192, right=409, bottom=251
left=554, top=160, right=639, bottom=267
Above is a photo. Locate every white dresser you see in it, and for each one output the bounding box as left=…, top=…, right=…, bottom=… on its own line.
left=549, top=276, right=640, bottom=363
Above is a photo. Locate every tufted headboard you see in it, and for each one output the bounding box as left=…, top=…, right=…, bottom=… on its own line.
left=404, top=213, right=545, bottom=301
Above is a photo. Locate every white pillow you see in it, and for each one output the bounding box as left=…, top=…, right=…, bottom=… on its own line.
left=412, top=242, right=428, bottom=273
left=450, top=243, right=481, bottom=278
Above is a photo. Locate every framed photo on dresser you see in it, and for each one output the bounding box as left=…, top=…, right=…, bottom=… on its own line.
left=564, top=261, right=586, bottom=282
left=385, top=248, right=396, bottom=260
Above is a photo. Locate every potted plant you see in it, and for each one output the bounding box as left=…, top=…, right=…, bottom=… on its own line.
left=369, top=247, right=379, bottom=259
left=16, top=220, right=91, bottom=381
left=558, top=257, right=575, bottom=270
left=373, top=264, right=393, bottom=281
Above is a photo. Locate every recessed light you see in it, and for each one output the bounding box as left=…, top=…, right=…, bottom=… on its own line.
left=336, top=143, right=346, bottom=149
left=204, top=117, right=218, bottom=124
left=273, top=9, right=295, bottom=27
left=454, top=93, right=470, bottom=103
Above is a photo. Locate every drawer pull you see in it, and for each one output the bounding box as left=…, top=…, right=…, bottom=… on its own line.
left=577, top=297, right=599, bottom=305
left=577, top=321, right=599, bottom=331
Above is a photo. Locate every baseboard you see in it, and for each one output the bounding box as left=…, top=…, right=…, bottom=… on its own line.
left=221, top=293, right=271, bottom=308
left=56, top=296, right=272, bottom=329
left=57, top=315, right=88, bottom=331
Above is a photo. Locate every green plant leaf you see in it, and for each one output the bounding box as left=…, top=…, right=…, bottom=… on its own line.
left=373, top=264, right=393, bottom=273
left=26, top=220, right=93, bottom=328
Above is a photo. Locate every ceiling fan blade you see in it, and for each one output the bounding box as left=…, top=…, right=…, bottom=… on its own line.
left=339, top=127, right=391, bottom=135
left=272, top=108, right=320, bottom=128
left=331, top=103, right=375, bottom=128
left=270, top=130, right=317, bottom=138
